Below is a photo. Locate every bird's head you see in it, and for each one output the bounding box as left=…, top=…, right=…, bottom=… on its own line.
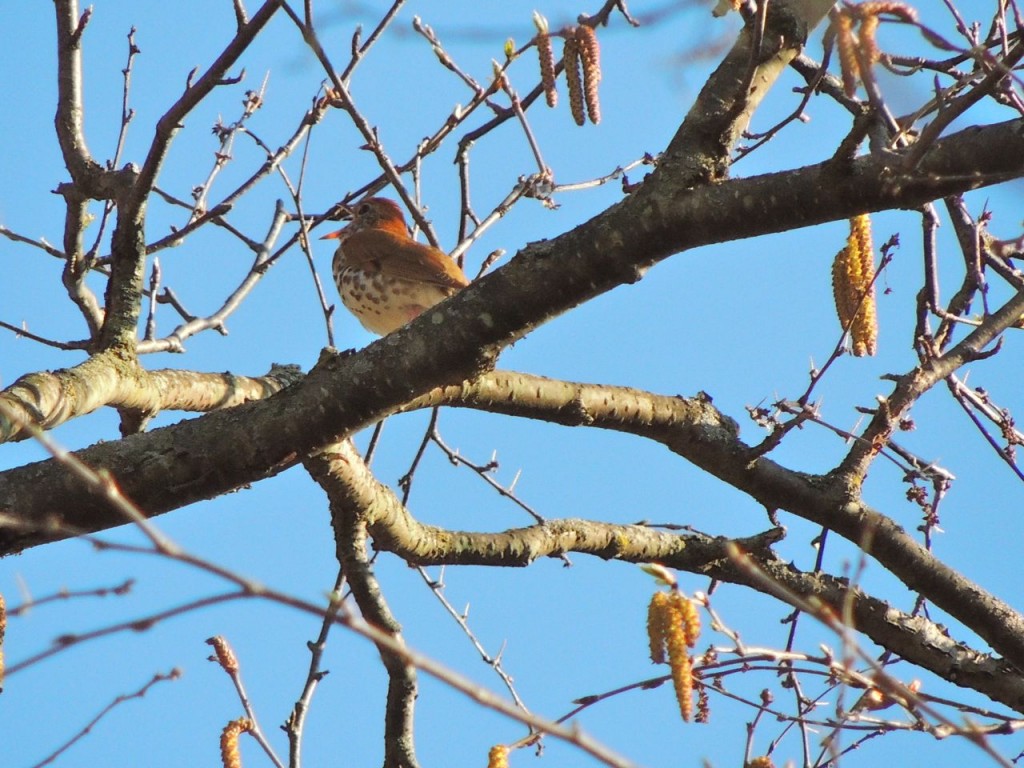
left=320, top=197, right=409, bottom=241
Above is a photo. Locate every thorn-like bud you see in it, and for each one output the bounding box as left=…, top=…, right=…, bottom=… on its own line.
left=640, top=562, right=678, bottom=587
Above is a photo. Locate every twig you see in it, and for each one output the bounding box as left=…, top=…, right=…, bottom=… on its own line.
left=206, top=636, right=285, bottom=768
left=8, top=579, right=134, bottom=616
left=0, top=321, right=89, bottom=351
left=284, top=570, right=347, bottom=768
left=430, top=426, right=546, bottom=525
left=29, top=670, right=181, bottom=768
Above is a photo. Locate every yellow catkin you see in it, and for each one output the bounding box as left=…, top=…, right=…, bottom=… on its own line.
left=669, top=591, right=701, bottom=648
left=848, top=214, right=877, bottom=356
left=832, top=247, right=857, bottom=334
left=487, top=745, right=510, bottom=768
left=648, top=589, right=702, bottom=722
left=575, top=25, right=602, bottom=124
left=666, top=617, right=694, bottom=722
left=220, top=718, right=253, bottom=768
left=668, top=592, right=698, bottom=721
left=832, top=215, right=878, bottom=357
left=207, top=635, right=240, bottom=674
left=533, top=13, right=557, bottom=108
left=647, top=590, right=671, bottom=663
left=563, top=35, right=585, bottom=126
left=747, top=757, right=776, bottom=768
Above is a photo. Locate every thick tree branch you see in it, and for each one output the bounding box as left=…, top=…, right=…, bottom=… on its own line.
left=410, top=370, right=1024, bottom=681
left=1, top=115, right=1022, bottom=543
left=304, top=438, right=1024, bottom=713
left=308, top=448, right=420, bottom=768
left=0, top=359, right=302, bottom=444
left=656, top=0, right=833, bottom=186
left=53, top=0, right=132, bottom=199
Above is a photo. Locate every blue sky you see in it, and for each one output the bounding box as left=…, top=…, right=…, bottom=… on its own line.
left=2, top=2, right=1024, bottom=766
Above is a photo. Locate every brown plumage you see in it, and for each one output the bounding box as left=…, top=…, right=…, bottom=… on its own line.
left=320, top=198, right=470, bottom=335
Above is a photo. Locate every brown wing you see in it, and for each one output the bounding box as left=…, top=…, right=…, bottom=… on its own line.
left=342, top=229, right=470, bottom=289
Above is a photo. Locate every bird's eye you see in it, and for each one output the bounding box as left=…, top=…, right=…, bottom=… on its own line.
left=358, top=203, right=371, bottom=215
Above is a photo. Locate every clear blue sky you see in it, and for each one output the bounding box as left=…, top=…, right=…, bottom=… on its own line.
left=2, top=2, right=1023, bottom=766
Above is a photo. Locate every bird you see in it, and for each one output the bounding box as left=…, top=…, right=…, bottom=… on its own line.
left=320, top=198, right=470, bottom=335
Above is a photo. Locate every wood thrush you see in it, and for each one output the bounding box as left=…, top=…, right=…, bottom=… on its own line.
left=320, top=198, right=470, bottom=335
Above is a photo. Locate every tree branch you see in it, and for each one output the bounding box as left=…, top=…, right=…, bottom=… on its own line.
left=0, top=359, right=303, bottom=444
left=304, top=438, right=1024, bottom=714
left=306, top=445, right=420, bottom=768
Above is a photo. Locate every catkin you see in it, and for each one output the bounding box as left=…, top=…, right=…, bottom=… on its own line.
left=564, top=35, right=586, bottom=126
left=835, top=13, right=860, bottom=97
left=575, top=25, right=602, bottom=124
left=671, top=590, right=701, bottom=648
left=831, top=214, right=878, bottom=357
left=860, top=1, right=918, bottom=22
left=206, top=635, right=240, bottom=674
left=647, top=589, right=703, bottom=722
left=859, top=13, right=881, bottom=65
left=666, top=615, right=694, bottom=721
left=487, top=745, right=510, bottom=768
left=647, top=590, right=671, bottom=663
left=533, top=13, right=557, bottom=107
left=220, top=718, right=253, bottom=768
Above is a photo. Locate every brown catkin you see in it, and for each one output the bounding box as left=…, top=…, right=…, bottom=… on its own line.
left=859, top=13, right=881, bottom=65
left=537, top=34, right=558, bottom=107
left=220, top=718, right=253, bottom=768
left=206, top=635, right=240, bottom=674
left=696, top=684, right=711, bottom=723
left=575, top=24, right=601, bottom=124
left=860, top=1, right=918, bottom=23
left=563, top=35, right=586, bottom=126
left=533, top=13, right=557, bottom=108
left=835, top=13, right=860, bottom=96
